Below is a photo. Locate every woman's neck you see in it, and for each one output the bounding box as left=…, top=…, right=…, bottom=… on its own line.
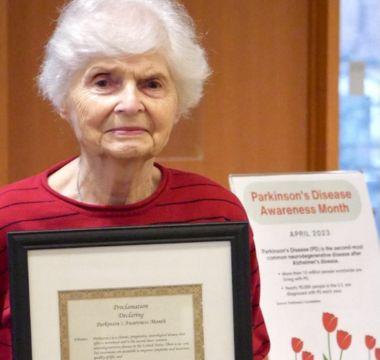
left=77, top=153, right=161, bottom=205
left=49, top=155, right=161, bottom=206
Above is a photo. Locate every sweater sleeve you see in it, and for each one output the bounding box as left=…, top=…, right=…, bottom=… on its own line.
left=0, top=243, right=12, bottom=360
left=249, top=227, right=270, bottom=359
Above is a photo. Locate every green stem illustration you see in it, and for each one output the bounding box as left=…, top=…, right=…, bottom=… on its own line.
left=328, top=332, right=332, bottom=360
left=339, top=349, right=344, bottom=360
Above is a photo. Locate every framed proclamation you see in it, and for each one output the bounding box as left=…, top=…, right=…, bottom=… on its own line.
left=7, top=222, right=253, bottom=360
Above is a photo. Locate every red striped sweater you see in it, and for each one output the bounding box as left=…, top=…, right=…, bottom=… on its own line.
left=0, top=159, right=270, bottom=359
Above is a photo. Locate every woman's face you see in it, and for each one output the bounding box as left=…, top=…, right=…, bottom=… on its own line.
left=62, top=53, right=179, bottom=161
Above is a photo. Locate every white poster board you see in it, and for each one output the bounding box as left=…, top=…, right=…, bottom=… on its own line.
left=230, top=171, right=380, bottom=360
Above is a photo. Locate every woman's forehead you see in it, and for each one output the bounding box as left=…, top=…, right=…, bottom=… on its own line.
left=83, top=53, right=171, bottom=77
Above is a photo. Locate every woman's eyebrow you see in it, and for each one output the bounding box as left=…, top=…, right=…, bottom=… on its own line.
left=85, top=65, right=119, bottom=76
left=140, top=71, right=168, bottom=79
left=134, top=62, right=169, bottom=77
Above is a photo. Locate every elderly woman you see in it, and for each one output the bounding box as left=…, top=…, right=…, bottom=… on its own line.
left=0, top=0, right=270, bottom=358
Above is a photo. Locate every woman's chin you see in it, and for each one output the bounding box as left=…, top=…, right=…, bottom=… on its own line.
left=100, top=144, right=155, bottom=161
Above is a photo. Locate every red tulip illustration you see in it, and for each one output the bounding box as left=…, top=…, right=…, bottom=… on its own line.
left=323, top=312, right=338, bottom=360
left=366, top=335, right=377, bottom=360
left=292, top=337, right=303, bottom=359
left=337, top=330, right=352, bottom=359
left=302, top=351, right=314, bottom=360
left=375, top=348, right=380, bottom=360
left=366, top=335, right=376, bottom=350
left=292, top=338, right=303, bottom=352
left=323, top=312, right=338, bottom=332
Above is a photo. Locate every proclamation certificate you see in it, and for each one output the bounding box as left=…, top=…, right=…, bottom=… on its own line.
left=59, top=285, right=204, bottom=360
left=9, top=224, right=251, bottom=360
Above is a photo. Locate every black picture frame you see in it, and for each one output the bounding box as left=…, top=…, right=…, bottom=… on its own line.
left=8, top=222, right=252, bottom=360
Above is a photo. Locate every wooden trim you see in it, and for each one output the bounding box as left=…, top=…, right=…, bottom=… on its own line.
left=0, top=0, right=9, bottom=185
left=307, top=0, right=340, bottom=171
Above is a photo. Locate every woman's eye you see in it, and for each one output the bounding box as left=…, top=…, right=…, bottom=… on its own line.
left=91, top=74, right=118, bottom=91
left=95, top=78, right=109, bottom=87
left=147, top=80, right=161, bottom=89
left=142, top=79, right=163, bottom=90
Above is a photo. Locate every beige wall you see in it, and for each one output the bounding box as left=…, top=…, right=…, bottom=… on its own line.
left=0, top=0, right=9, bottom=185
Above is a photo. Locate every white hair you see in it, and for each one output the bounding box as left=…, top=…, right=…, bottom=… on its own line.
left=38, top=0, right=211, bottom=116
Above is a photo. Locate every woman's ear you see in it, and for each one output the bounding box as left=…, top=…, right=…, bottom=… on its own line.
left=59, top=108, right=68, bottom=121
left=174, top=106, right=181, bottom=124
left=174, top=114, right=181, bottom=124
left=58, top=102, right=70, bottom=122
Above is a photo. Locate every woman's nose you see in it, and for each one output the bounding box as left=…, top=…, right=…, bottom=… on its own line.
left=114, top=83, right=145, bottom=115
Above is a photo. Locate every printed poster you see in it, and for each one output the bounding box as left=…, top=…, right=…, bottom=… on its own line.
left=230, top=171, right=380, bottom=360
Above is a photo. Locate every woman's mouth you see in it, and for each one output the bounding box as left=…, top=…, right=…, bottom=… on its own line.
left=106, top=127, right=147, bottom=136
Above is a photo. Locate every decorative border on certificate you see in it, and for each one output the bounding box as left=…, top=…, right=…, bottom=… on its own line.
left=59, top=284, right=204, bottom=360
